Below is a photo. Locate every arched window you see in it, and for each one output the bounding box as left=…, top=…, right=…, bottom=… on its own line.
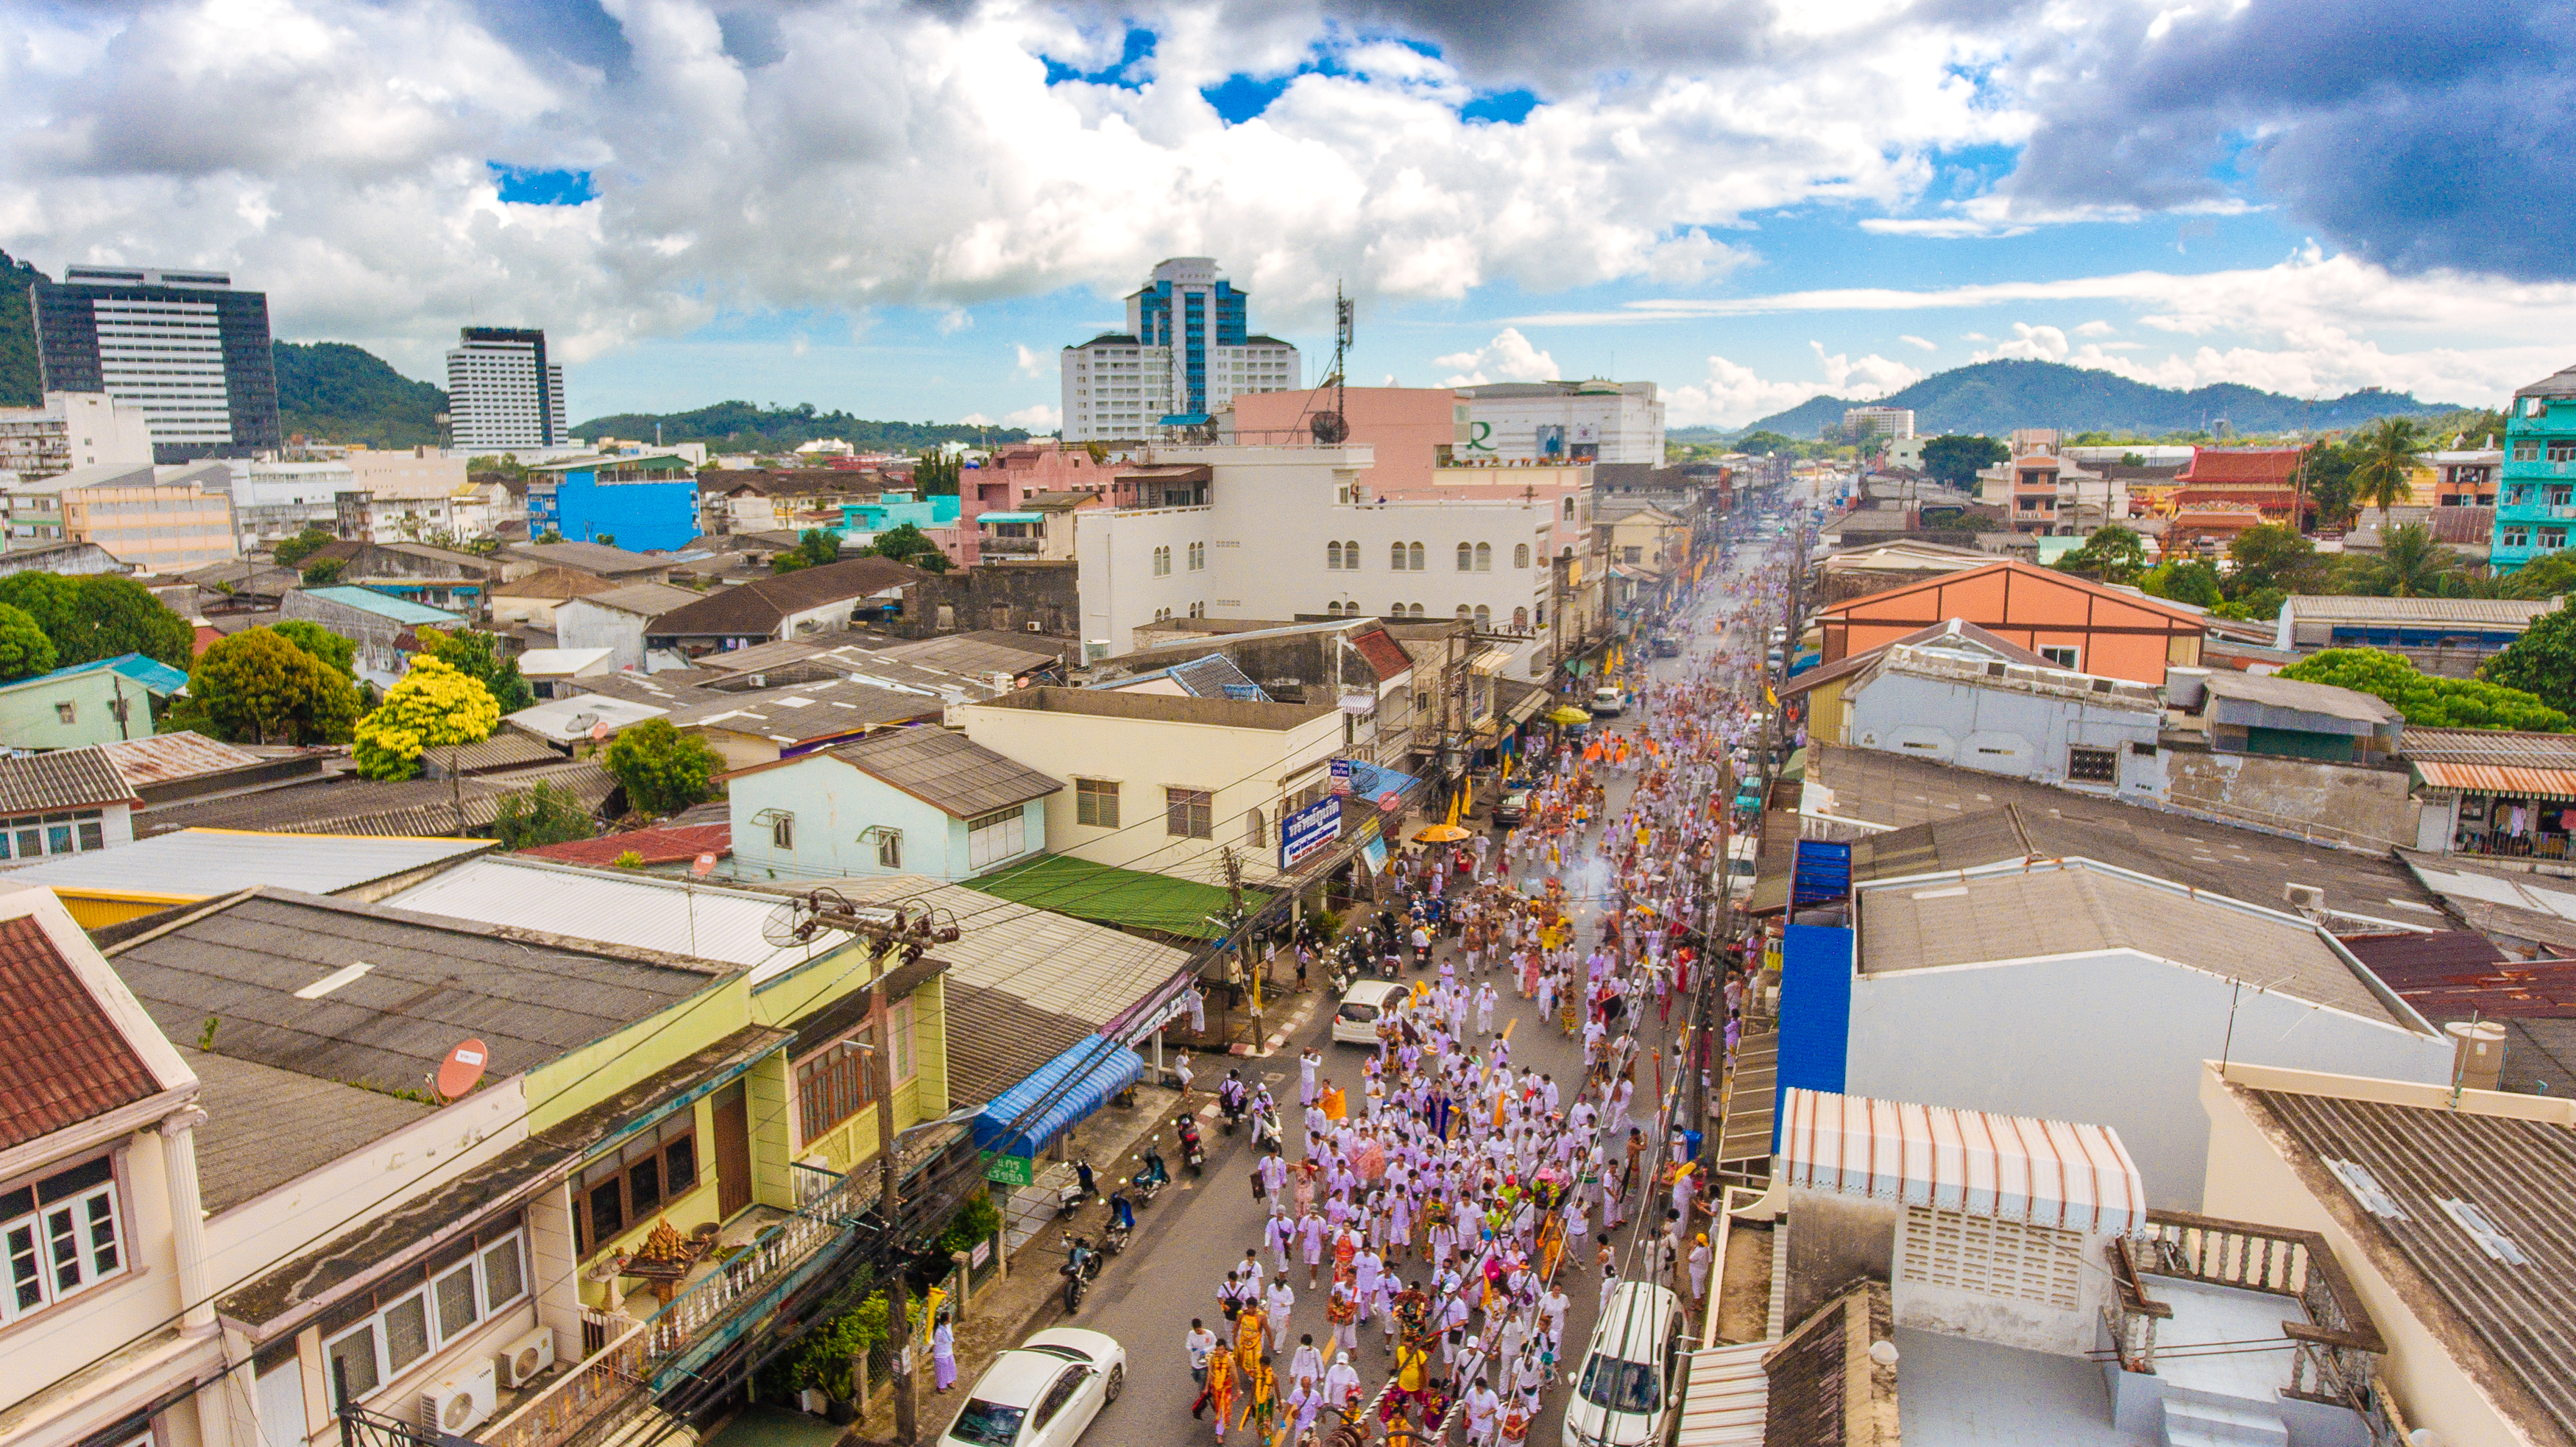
left=1474, top=605, right=1492, bottom=629
left=1407, top=542, right=1426, bottom=571
left=1512, top=606, right=1529, bottom=631
left=1345, top=539, right=1359, bottom=565
left=1456, top=604, right=1471, bottom=620
left=1327, top=541, right=1344, bottom=570
left=1390, top=542, right=1408, bottom=571
left=1409, top=602, right=1427, bottom=619
left=1474, top=542, right=1492, bottom=572
left=1457, top=542, right=1474, bottom=572
left=1514, top=544, right=1529, bottom=569
left=1391, top=601, right=1405, bottom=617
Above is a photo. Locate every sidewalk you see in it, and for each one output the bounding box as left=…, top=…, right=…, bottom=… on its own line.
left=845, top=1082, right=1189, bottom=1447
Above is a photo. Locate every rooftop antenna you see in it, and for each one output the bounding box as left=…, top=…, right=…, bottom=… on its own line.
left=1311, top=282, right=1355, bottom=445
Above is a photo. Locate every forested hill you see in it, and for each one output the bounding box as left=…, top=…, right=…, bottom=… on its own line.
left=1743, top=359, right=2463, bottom=439
left=573, top=400, right=1027, bottom=453
left=273, top=340, right=447, bottom=448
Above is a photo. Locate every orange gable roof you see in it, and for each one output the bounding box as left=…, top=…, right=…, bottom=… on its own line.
left=2177, top=447, right=2303, bottom=484
left=1815, top=558, right=2202, bottom=626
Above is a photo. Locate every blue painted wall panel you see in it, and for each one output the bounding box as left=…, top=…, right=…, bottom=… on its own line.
left=551, top=471, right=698, bottom=551
left=1773, top=923, right=1853, bottom=1152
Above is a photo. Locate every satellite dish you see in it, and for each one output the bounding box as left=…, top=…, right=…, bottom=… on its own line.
left=762, top=898, right=816, bottom=948
left=1310, top=411, right=1349, bottom=444
left=690, top=852, right=718, bottom=879
left=435, top=1039, right=489, bottom=1101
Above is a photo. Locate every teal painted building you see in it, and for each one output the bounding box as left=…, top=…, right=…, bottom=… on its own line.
left=836, top=492, right=960, bottom=545
left=725, top=726, right=1057, bottom=883
left=2492, top=363, right=2576, bottom=573
left=0, top=654, right=189, bottom=749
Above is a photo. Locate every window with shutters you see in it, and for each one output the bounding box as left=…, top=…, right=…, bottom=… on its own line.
left=317, top=1223, right=528, bottom=1403
left=0, top=1157, right=124, bottom=1324
left=966, top=807, right=1027, bottom=871
left=1897, top=1206, right=2082, bottom=1311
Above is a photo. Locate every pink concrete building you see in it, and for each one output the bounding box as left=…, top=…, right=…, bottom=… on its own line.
left=1229, top=387, right=1462, bottom=490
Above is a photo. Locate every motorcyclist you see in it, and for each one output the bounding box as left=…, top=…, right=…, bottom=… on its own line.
left=1074, top=1159, right=1096, bottom=1199
left=1218, top=1070, right=1248, bottom=1122
left=1137, top=1147, right=1170, bottom=1188
left=1110, top=1190, right=1136, bottom=1234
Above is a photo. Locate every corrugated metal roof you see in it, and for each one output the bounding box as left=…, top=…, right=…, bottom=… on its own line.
left=382, top=855, right=845, bottom=980
left=0, top=746, right=142, bottom=813
left=2245, top=1085, right=2576, bottom=1444
left=2406, top=727, right=2576, bottom=768
left=1779, top=1086, right=2147, bottom=1234
left=2287, top=594, right=2559, bottom=626
left=0, top=653, right=191, bottom=697
left=2202, top=669, right=2399, bottom=725
left=297, top=585, right=464, bottom=626
left=504, top=694, right=670, bottom=743
left=818, top=873, right=1197, bottom=1030
left=96, top=731, right=263, bottom=787
left=823, top=726, right=1062, bottom=817
left=519, top=821, right=733, bottom=867
left=1673, top=1343, right=1771, bottom=1447
left=133, top=760, right=615, bottom=838
left=2413, top=760, right=2576, bottom=795
left=1, top=829, right=489, bottom=899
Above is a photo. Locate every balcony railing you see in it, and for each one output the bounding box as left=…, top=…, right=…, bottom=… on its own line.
left=977, top=535, right=1042, bottom=554
left=2106, top=1209, right=2401, bottom=1443
left=478, top=1312, right=647, bottom=1447
left=642, top=1161, right=875, bottom=1365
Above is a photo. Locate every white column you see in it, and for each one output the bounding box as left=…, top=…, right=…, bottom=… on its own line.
left=160, top=1109, right=215, bottom=1335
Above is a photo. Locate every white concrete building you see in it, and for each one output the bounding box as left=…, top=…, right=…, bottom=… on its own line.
left=1454, top=381, right=1663, bottom=464
left=1837, top=643, right=2168, bottom=796
left=1072, top=446, right=1557, bottom=675
left=1061, top=258, right=1301, bottom=441
left=445, top=328, right=567, bottom=450
left=0, top=392, right=155, bottom=482
left=1843, top=404, right=1916, bottom=440
left=224, top=459, right=354, bottom=549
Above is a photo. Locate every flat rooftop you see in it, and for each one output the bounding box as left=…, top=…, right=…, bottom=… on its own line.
left=964, top=685, right=1334, bottom=730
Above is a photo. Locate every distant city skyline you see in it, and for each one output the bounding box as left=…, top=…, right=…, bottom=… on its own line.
left=7, top=0, right=2569, bottom=431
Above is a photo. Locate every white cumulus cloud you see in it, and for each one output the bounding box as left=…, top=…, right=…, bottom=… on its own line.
left=1436, top=328, right=1561, bottom=387
left=1003, top=403, right=1062, bottom=431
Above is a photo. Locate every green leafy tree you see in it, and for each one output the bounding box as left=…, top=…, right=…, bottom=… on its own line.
left=417, top=626, right=536, bottom=713
left=0, top=573, right=194, bottom=668
left=492, top=782, right=598, bottom=849
left=2360, top=522, right=2460, bottom=598
left=2503, top=551, right=2576, bottom=600
left=2052, top=525, right=2148, bottom=584
left=2348, top=417, right=2424, bottom=529
left=300, top=558, right=347, bottom=586
left=2296, top=439, right=2360, bottom=532
left=771, top=528, right=845, bottom=575
left=2140, top=560, right=2223, bottom=609
left=0, top=603, right=56, bottom=681
left=1732, top=430, right=1801, bottom=457
left=163, top=629, right=362, bottom=744
left=2282, top=648, right=2569, bottom=732
left=268, top=619, right=357, bottom=676
left=912, top=450, right=963, bottom=496
left=2481, top=610, right=2576, bottom=718
left=353, top=657, right=500, bottom=779
left=271, top=526, right=338, bottom=567
left=2225, top=525, right=2324, bottom=598
left=864, top=523, right=949, bottom=573
left=1919, top=434, right=2010, bottom=489
left=603, top=718, right=723, bottom=816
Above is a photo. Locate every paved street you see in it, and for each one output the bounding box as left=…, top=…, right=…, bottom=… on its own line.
left=1053, top=534, right=1788, bottom=1447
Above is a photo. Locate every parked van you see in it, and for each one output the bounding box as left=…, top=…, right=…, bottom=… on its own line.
left=1560, top=1281, right=1686, bottom=1447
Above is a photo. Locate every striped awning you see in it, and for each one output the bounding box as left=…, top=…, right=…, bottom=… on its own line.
left=2413, top=760, right=2576, bottom=797
left=1779, top=1087, right=2147, bottom=1234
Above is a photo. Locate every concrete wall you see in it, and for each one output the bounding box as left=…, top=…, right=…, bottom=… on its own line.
left=1842, top=668, right=2162, bottom=793
left=891, top=561, right=1080, bottom=641
left=553, top=599, right=653, bottom=671
left=1459, top=386, right=1664, bottom=465
left=729, top=754, right=1042, bottom=883
left=2162, top=746, right=2420, bottom=852
left=1889, top=1213, right=2117, bottom=1357
left=1843, top=950, right=2452, bottom=1210
left=549, top=473, right=697, bottom=551
left=1783, top=1186, right=1897, bottom=1327
left=0, top=671, right=160, bottom=749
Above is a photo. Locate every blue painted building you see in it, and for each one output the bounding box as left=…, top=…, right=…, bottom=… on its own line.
left=2491, top=362, right=2576, bottom=573
left=836, top=491, right=960, bottom=544
left=527, top=453, right=699, bottom=551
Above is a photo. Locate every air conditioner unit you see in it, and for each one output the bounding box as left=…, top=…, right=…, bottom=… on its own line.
left=1025, top=620, right=1043, bottom=632
left=2283, top=882, right=2325, bottom=913
left=421, top=1359, right=497, bottom=1436
left=498, top=1326, right=557, bottom=1389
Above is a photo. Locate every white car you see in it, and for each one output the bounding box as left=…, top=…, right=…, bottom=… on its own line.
left=938, top=1328, right=1126, bottom=1447
left=1331, top=980, right=1407, bottom=1047
left=1590, top=687, right=1627, bottom=718
left=1560, top=1281, right=1685, bottom=1447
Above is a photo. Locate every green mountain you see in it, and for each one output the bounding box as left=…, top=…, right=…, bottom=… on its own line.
left=273, top=340, right=447, bottom=447
left=0, top=250, right=43, bottom=407
left=573, top=401, right=1029, bottom=453
left=1741, top=359, right=2465, bottom=440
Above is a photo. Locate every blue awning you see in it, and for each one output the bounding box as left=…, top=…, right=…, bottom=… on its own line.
left=977, top=512, right=1042, bottom=524
left=972, top=1038, right=1145, bottom=1158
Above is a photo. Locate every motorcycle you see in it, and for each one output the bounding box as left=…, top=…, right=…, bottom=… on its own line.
left=1130, top=1149, right=1169, bottom=1205
left=1055, top=1158, right=1096, bottom=1217
left=1178, top=1117, right=1206, bottom=1175
left=1217, top=1083, right=1248, bottom=1134
left=1377, top=947, right=1401, bottom=981
left=1060, top=1234, right=1103, bottom=1312
left=1250, top=1105, right=1282, bottom=1155
left=1102, top=1194, right=1134, bottom=1255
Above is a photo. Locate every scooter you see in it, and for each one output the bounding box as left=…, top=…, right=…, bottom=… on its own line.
left=1060, top=1234, right=1103, bottom=1312
left=1101, top=1193, right=1135, bottom=1255
left=1055, top=1158, right=1096, bottom=1217
left=1178, top=1117, right=1206, bottom=1175
left=1251, top=1105, right=1282, bottom=1155
left=1130, top=1150, right=1167, bottom=1205
left=1217, top=1083, right=1248, bottom=1135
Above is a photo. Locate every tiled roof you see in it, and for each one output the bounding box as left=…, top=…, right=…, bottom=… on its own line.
left=647, top=557, right=923, bottom=637
left=0, top=913, right=162, bottom=1149
left=1351, top=626, right=1415, bottom=682
left=1763, top=1278, right=1897, bottom=1447
left=2404, top=727, right=2576, bottom=767
left=2177, top=447, right=2304, bottom=484
left=491, top=567, right=621, bottom=600
left=820, top=726, right=1062, bottom=818
left=860, top=632, right=1064, bottom=676
left=572, top=581, right=705, bottom=617
left=519, top=821, right=732, bottom=867
left=0, top=746, right=143, bottom=813
left=96, top=731, right=265, bottom=788
left=504, top=541, right=668, bottom=576
left=134, top=760, right=615, bottom=838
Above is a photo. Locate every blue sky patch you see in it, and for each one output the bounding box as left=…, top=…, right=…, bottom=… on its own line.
left=489, top=164, right=594, bottom=205
left=1042, top=26, right=1156, bottom=88
left=1461, top=89, right=1538, bottom=125
left=1202, top=73, right=1292, bottom=124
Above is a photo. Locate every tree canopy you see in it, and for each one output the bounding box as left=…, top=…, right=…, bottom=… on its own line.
left=771, top=528, right=845, bottom=575
left=2348, top=416, right=2424, bottom=526
left=0, top=573, right=193, bottom=668
left=0, top=602, right=55, bottom=681
left=163, top=628, right=363, bottom=745
left=1920, top=434, right=2009, bottom=489
left=271, top=525, right=338, bottom=567
left=2280, top=648, right=2569, bottom=732
left=269, top=619, right=357, bottom=676
left=492, top=781, right=597, bottom=849
left=417, top=626, right=535, bottom=713
left=2481, top=610, right=2576, bottom=719
left=352, top=657, right=500, bottom=779
left=603, top=718, right=722, bottom=817
left=2050, top=525, right=2147, bottom=584
left=864, top=523, right=949, bottom=573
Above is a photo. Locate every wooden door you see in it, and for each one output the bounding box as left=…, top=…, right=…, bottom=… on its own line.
left=712, top=1081, right=752, bottom=1220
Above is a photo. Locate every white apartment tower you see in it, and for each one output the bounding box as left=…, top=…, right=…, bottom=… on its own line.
left=445, top=326, right=567, bottom=450
left=1061, top=258, right=1301, bottom=441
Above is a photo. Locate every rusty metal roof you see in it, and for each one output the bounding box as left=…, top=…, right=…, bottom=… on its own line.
left=96, top=731, right=265, bottom=787
left=2411, top=761, right=2576, bottom=796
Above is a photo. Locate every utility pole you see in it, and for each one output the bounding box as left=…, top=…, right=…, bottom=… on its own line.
left=1223, top=846, right=1258, bottom=1025
left=870, top=963, right=916, bottom=1447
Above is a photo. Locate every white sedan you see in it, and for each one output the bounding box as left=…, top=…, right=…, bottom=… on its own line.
left=1332, top=980, right=1409, bottom=1047
left=938, top=1328, right=1126, bottom=1447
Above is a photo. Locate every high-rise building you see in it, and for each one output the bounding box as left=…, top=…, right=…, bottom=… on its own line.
left=1843, top=405, right=1916, bottom=441
left=0, top=392, right=156, bottom=481
left=1061, top=258, right=1300, bottom=441
left=1453, top=381, right=1665, bottom=464
left=445, top=327, right=567, bottom=451
left=29, top=265, right=282, bottom=464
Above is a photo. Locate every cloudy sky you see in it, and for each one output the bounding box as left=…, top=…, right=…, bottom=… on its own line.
left=6, top=0, right=2572, bottom=431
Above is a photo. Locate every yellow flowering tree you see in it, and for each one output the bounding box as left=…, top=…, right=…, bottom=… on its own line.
left=353, top=656, right=500, bottom=779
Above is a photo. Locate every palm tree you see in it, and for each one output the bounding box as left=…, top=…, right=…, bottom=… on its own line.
left=2371, top=522, right=2457, bottom=598
left=2349, top=417, right=2424, bottom=531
